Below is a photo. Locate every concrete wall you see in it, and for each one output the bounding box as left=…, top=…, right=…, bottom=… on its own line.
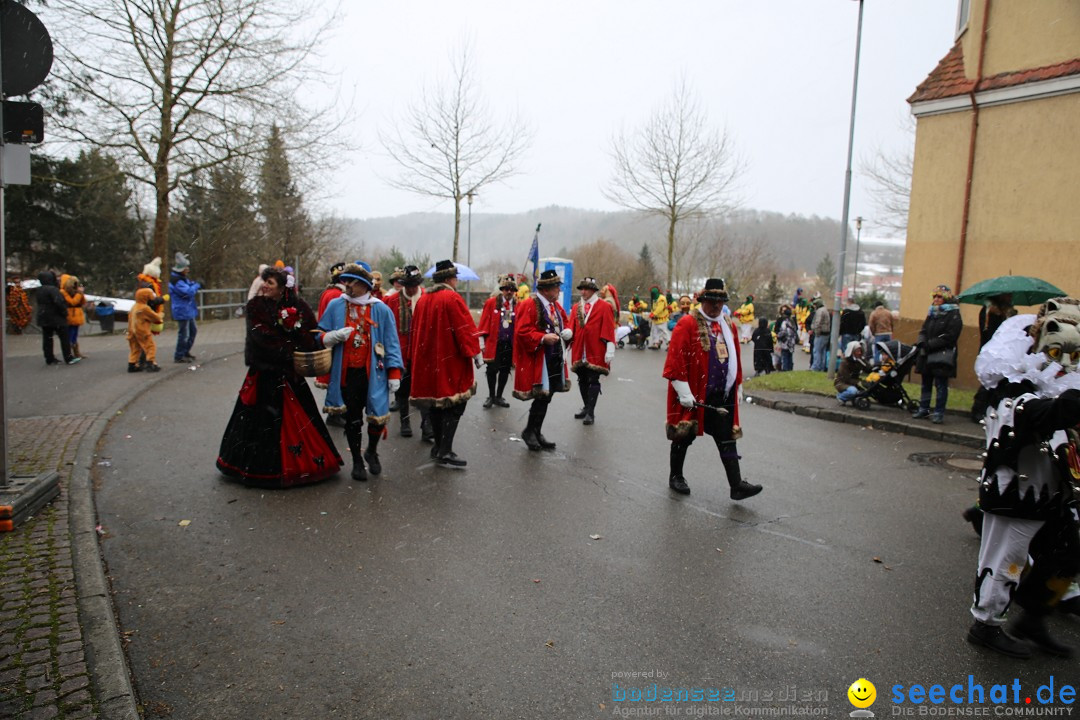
left=962, top=0, right=1080, bottom=76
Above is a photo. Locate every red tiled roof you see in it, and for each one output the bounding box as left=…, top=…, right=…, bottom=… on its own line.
left=908, top=42, right=1080, bottom=104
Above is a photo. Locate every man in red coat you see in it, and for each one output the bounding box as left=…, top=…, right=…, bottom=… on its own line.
left=383, top=265, right=430, bottom=440
left=315, top=262, right=347, bottom=417
left=513, top=269, right=573, bottom=451
left=409, top=260, right=482, bottom=468
left=477, top=274, right=518, bottom=409
left=663, top=278, right=762, bottom=500
left=569, top=276, right=616, bottom=425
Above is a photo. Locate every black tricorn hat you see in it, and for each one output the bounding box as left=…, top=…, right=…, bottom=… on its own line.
left=400, top=265, right=423, bottom=287
left=697, top=278, right=728, bottom=302
left=329, top=262, right=346, bottom=279
left=536, top=269, right=561, bottom=288
left=432, top=259, right=457, bottom=282
left=576, top=276, right=599, bottom=291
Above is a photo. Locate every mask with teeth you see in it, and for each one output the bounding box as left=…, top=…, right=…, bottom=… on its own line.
left=1030, top=298, right=1080, bottom=374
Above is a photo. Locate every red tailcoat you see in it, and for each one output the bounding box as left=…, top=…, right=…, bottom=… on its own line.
left=513, top=296, right=571, bottom=400
left=384, top=288, right=423, bottom=368
left=476, top=294, right=516, bottom=362
left=314, top=284, right=344, bottom=388
left=408, top=285, right=479, bottom=407
left=569, top=298, right=616, bottom=375
left=662, top=310, right=742, bottom=441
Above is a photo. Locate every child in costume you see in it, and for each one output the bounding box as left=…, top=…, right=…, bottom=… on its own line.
left=127, top=288, right=164, bottom=372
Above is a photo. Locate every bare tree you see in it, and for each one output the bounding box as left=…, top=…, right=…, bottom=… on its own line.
left=47, top=0, right=342, bottom=266
left=671, top=218, right=775, bottom=298
left=605, top=77, right=743, bottom=288
left=861, top=116, right=915, bottom=237
left=379, top=41, right=532, bottom=262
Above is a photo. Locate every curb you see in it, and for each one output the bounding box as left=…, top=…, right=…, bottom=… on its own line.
left=68, top=351, right=243, bottom=719
left=747, top=395, right=984, bottom=449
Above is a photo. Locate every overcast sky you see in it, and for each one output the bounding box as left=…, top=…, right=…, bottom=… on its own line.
left=313, top=1, right=960, bottom=237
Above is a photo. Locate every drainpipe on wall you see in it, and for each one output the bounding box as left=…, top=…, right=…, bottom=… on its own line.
left=956, top=0, right=992, bottom=293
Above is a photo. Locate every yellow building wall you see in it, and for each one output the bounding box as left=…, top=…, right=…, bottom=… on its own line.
left=902, top=92, right=1080, bottom=389
left=962, top=1, right=1078, bottom=77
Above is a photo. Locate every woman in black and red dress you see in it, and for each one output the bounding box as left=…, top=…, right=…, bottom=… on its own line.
left=216, top=267, right=346, bottom=487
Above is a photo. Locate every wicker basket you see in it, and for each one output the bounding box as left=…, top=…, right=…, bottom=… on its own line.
left=294, top=348, right=332, bottom=377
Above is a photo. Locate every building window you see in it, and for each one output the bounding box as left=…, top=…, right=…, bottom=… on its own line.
left=956, top=0, right=971, bottom=38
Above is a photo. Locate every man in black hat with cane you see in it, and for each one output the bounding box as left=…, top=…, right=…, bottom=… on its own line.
left=663, top=278, right=762, bottom=500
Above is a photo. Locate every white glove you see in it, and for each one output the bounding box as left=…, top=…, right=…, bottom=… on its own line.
left=671, top=380, right=696, bottom=409
left=604, top=342, right=615, bottom=365
left=321, top=326, right=355, bottom=347
left=473, top=354, right=484, bottom=369
left=478, top=336, right=486, bottom=352
left=388, top=378, right=401, bottom=394
left=560, top=328, right=573, bottom=342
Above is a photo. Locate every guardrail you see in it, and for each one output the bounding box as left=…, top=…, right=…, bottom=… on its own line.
left=197, top=288, right=248, bottom=321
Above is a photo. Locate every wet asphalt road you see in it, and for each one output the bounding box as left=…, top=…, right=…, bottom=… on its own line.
left=92, top=346, right=1080, bottom=718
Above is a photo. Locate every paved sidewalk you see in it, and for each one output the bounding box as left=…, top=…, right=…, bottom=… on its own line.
left=1, top=320, right=246, bottom=719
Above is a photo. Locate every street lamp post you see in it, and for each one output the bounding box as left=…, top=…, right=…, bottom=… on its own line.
left=827, top=0, right=864, bottom=380
left=466, top=191, right=475, bottom=308
left=852, top=216, right=863, bottom=298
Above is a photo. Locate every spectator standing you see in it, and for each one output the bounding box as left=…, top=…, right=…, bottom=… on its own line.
left=810, top=298, right=831, bottom=371
left=750, top=317, right=774, bottom=376
left=774, top=307, right=798, bottom=372
left=867, top=301, right=894, bottom=364
left=169, top=252, right=202, bottom=363
left=60, top=274, right=87, bottom=359
left=36, top=271, right=77, bottom=365
left=912, top=284, right=963, bottom=424
left=837, top=301, right=867, bottom=370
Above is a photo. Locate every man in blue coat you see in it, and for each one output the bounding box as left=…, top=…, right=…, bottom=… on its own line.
left=318, top=262, right=404, bottom=481
left=169, top=252, right=202, bottom=363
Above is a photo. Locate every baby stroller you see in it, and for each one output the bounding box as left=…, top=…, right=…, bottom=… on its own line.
left=849, top=339, right=920, bottom=412
left=618, top=311, right=651, bottom=349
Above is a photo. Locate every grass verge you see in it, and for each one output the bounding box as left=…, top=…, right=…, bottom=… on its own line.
left=743, top=370, right=976, bottom=412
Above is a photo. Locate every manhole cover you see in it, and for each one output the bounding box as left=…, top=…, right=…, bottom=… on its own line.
left=909, top=451, right=983, bottom=471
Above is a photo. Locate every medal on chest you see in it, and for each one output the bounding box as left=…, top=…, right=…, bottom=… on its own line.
left=501, top=299, right=512, bottom=328
left=712, top=324, right=728, bottom=360
left=348, top=306, right=367, bottom=348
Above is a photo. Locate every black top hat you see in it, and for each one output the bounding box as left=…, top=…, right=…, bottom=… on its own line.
left=432, top=259, right=457, bottom=282
left=536, top=269, right=561, bottom=289
left=576, top=276, right=599, bottom=291
left=401, top=265, right=424, bottom=287
left=697, top=278, right=728, bottom=302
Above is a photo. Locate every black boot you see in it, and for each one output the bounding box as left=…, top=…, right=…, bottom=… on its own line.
left=483, top=397, right=495, bottom=409
left=127, top=362, right=143, bottom=373
left=1010, top=611, right=1073, bottom=657
left=966, top=621, right=1031, bottom=658
left=363, top=430, right=382, bottom=476
left=420, top=407, right=434, bottom=443
left=722, top=456, right=762, bottom=500
left=574, top=379, right=589, bottom=419
left=522, top=403, right=543, bottom=451
left=669, top=442, right=690, bottom=495
left=494, top=370, right=510, bottom=406
left=533, top=401, right=556, bottom=449
left=345, top=421, right=367, bottom=482
left=484, top=368, right=497, bottom=409
left=582, top=383, right=601, bottom=426
left=399, top=398, right=413, bottom=437
left=429, top=408, right=443, bottom=459
left=436, top=407, right=466, bottom=468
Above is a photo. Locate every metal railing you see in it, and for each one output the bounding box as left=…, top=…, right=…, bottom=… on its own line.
left=197, top=288, right=248, bottom=321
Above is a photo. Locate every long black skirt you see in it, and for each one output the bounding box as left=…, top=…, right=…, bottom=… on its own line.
left=216, top=367, right=343, bottom=488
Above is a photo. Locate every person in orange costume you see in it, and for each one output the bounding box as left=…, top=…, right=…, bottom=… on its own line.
left=127, top=288, right=164, bottom=372
left=663, top=278, right=762, bottom=501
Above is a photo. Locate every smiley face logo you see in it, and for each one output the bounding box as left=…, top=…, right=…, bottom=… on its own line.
left=848, top=678, right=876, bottom=709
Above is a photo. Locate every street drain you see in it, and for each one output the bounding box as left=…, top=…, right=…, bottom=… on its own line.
left=909, top=452, right=983, bottom=471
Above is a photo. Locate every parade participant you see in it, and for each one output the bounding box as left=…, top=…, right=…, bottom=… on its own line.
left=409, top=260, right=482, bottom=468
left=388, top=267, right=405, bottom=294
left=628, top=294, right=648, bottom=315
left=967, top=298, right=1080, bottom=659
left=136, top=257, right=163, bottom=298
left=477, top=274, right=518, bottom=409
left=315, top=263, right=347, bottom=409
left=169, top=253, right=201, bottom=363
left=126, top=288, right=163, bottom=372
left=569, top=276, right=616, bottom=425
left=735, top=295, right=756, bottom=344
left=648, top=286, right=671, bottom=349
left=6, top=275, right=31, bottom=335
left=795, top=298, right=812, bottom=352
left=384, top=265, right=430, bottom=439
left=513, top=269, right=573, bottom=450
left=516, top=275, right=531, bottom=302
left=318, top=263, right=403, bottom=480
left=663, top=278, right=762, bottom=501
left=370, top=270, right=384, bottom=299
left=217, top=266, right=344, bottom=487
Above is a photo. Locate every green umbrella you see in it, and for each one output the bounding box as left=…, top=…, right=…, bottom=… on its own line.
left=956, top=275, right=1067, bottom=307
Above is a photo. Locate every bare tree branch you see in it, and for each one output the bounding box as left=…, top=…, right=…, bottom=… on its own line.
left=378, top=39, right=532, bottom=261
left=860, top=115, right=915, bottom=237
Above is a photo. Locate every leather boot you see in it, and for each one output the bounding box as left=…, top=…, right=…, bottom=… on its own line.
left=420, top=407, right=434, bottom=443
left=669, top=442, right=690, bottom=495
left=436, top=407, right=466, bottom=467
left=521, top=405, right=543, bottom=451
left=345, top=421, right=366, bottom=482
left=966, top=621, right=1031, bottom=658
left=1010, top=611, right=1073, bottom=657
left=127, top=362, right=143, bottom=373
left=429, top=408, right=443, bottom=459
left=582, top=383, right=601, bottom=426
left=494, top=370, right=510, bottom=406
left=722, top=456, right=762, bottom=500
left=399, top=399, right=413, bottom=437
left=574, top=380, right=589, bottom=419
left=73, top=342, right=83, bottom=358
left=533, top=401, right=556, bottom=449
left=363, top=430, right=382, bottom=476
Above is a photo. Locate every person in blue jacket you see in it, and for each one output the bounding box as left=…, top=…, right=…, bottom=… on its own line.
left=169, top=252, right=202, bottom=363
